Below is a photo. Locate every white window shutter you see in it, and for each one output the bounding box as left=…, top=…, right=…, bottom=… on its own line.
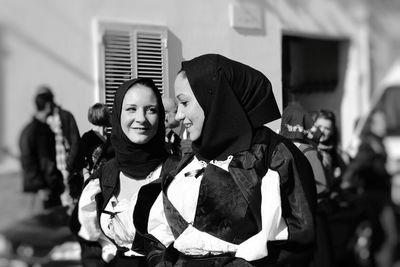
left=135, top=30, right=168, bottom=95
left=102, top=29, right=134, bottom=112
left=99, top=23, right=168, bottom=113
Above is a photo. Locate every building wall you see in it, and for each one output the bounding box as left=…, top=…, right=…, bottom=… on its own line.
left=0, top=0, right=390, bottom=168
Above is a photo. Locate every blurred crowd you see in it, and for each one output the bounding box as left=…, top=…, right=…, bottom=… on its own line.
left=0, top=53, right=400, bottom=267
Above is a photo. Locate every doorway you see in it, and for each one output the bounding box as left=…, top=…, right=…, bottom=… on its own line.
left=282, top=35, right=349, bottom=133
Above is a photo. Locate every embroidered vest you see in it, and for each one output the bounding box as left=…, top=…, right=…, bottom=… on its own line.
left=163, top=143, right=270, bottom=244
left=161, top=127, right=317, bottom=265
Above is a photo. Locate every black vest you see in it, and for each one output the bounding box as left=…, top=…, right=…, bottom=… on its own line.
left=162, top=127, right=317, bottom=265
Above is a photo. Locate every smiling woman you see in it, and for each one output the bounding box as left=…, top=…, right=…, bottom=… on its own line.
left=145, top=54, right=317, bottom=267
left=174, top=70, right=205, bottom=142
left=70, top=78, right=179, bottom=267
left=120, top=84, right=160, bottom=144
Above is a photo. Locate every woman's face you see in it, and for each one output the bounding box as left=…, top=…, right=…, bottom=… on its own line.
left=174, top=73, right=205, bottom=141
left=120, top=84, right=159, bottom=144
left=314, top=117, right=333, bottom=143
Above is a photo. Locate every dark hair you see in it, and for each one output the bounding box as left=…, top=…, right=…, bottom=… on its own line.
left=88, top=103, right=111, bottom=127
left=36, top=85, right=54, bottom=103
left=35, top=93, right=53, bottom=111
left=316, top=109, right=336, bottom=125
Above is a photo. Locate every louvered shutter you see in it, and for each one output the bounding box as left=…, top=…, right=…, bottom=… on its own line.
left=99, top=24, right=168, bottom=113
left=135, top=31, right=167, bottom=95
left=103, top=30, right=134, bottom=112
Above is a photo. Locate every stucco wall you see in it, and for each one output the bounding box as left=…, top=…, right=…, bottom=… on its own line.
left=0, top=0, right=384, bottom=167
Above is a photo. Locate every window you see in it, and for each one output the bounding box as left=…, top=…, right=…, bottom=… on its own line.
left=97, top=22, right=169, bottom=112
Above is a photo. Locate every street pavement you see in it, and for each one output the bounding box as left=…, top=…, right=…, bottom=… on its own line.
left=0, top=171, right=33, bottom=230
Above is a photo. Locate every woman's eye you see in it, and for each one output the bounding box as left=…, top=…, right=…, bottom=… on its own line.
left=126, top=107, right=136, bottom=112
left=180, top=101, right=188, bottom=107
left=147, top=107, right=158, bottom=114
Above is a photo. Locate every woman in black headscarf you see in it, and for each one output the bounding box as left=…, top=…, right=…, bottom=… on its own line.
left=146, top=54, right=317, bottom=266
left=71, top=78, right=178, bottom=267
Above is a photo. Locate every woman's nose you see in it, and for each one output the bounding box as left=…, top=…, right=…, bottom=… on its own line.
left=135, top=109, right=146, bottom=122
left=175, top=106, right=184, bottom=121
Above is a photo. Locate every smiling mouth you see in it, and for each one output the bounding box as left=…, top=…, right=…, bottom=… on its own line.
left=132, top=127, right=149, bottom=132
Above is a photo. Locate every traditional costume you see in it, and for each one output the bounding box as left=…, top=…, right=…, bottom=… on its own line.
left=71, top=78, right=178, bottom=267
left=146, top=54, right=317, bottom=266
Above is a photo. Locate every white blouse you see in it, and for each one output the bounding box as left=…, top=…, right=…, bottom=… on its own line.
left=78, top=165, right=162, bottom=262
left=148, top=156, right=288, bottom=262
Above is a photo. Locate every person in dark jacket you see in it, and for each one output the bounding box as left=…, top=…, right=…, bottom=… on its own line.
left=70, top=78, right=179, bottom=267
left=36, top=85, right=81, bottom=206
left=146, top=54, right=317, bottom=267
left=19, top=92, right=65, bottom=210
left=74, top=103, right=114, bottom=183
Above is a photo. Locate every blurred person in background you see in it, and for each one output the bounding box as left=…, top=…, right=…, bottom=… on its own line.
left=341, top=109, right=397, bottom=267
left=280, top=103, right=330, bottom=197
left=280, top=102, right=332, bottom=267
left=314, top=110, right=349, bottom=190
left=36, top=85, right=80, bottom=208
left=162, top=96, right=182, bottom=158
left=72, top=103, right=115, bottom=197
left=19, top=91, right=65, bottom=211
left=70, top=78, right=179, bottom=266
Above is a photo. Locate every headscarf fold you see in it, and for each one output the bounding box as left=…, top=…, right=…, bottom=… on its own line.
left=111, top=78, right=168, bottom=178
left=181, top=54, right=281, bottom=161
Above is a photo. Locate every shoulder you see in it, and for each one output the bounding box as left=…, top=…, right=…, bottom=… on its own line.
left=161, top=155, right=181, bottom=175
left=81, top=130, right=96, bottom=140
left=267, top=136, right=313, bottom=180
left=82, top=130, right=93, bottom=137
left=58, top=107, right=77, bottom=122
left=86, top=158, right=118, bottom=182
left=358, top=136, right=379, bottom=154
left=19, top=122, right=36, bottom=149
left=20, top=120, right=49, bottom=139
left=298, top=143, right=319, bottom=156
left=58, top=107, right=71, bottom=116
left=163, top=153, right=194, bottom=178
left=20, top=120, right=35, bottom=136
left=252, top=127, right=305, bottom=165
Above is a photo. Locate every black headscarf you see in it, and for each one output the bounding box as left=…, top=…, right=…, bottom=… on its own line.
left=111, top=78, right=168, bottom=178
left=181, top=54, right=281, bottom=161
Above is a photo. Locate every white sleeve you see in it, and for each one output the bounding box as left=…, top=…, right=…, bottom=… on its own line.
left=77, top=178, right=119, bottom=263
left=235, top=169, right=288, bottom=261
left=77, top=178, right=102, bottom=241
left=174, top=224, right=238, bottom=255
left=147, top=192, right=175, bottom=247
